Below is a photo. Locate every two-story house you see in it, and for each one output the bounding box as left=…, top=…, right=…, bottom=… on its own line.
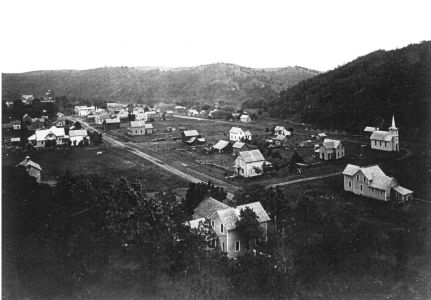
left=229, top=127, right=251, bottom=142
left=129, top=121, right=146, bottom=135
left=234, top=149, right=266, bottom=178
left=343, top=164, right=413, bottom=202
left=314, top=138, right=345, bottom=160
left=190, top=197, right=270, bottom=258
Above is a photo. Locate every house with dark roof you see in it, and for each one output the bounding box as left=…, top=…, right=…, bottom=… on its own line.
left=181, top=130, right=201, bottom=144
left=212, top=140, right=233, bottom=154
left=234, top=149, right=266, bottom=178
left=30, top=118, right=45, bottom=130
left=343, top=164, right=413, bottom=202
left=103, top=119, right=120, bottom=130
left=145, top=123, right=154, bottom=135
left=369, top=115, right=399, bottom=152
left=314, top=138, right=345, bottom=160
left=18, top=156, right=42, bottom=183
left=189, top=199, right=270, bottom=258
left=193, top=197, right=230, bottom=219
left=232, top=141, right=256, bottom=155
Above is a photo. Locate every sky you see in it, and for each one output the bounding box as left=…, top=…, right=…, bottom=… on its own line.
left=1, top=0, right=430, bottom=73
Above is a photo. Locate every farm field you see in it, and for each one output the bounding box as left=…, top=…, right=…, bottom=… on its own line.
left=2, top=143, right=189, bottom=191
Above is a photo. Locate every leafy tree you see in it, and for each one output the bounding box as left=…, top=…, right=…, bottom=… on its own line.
left=235, top=207, right=263, bottom=251
left=183, top=181, right=227, bottom=217
left=74, top=121, right=82, bottom=129
left=290, top=151, right=304, bottom=163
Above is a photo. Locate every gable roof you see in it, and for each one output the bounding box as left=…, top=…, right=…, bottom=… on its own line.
left=370, top=130, right=394, bottom=141
left=364, top=126, right=379, bottom=132
left=19, top=159, right=42, bottom=171
left=213, top=202, right=270, bottom=231
left=145, top=124, right=153, bottom=129
left=212, top=140, right=230, bottom=150
left=342, top=164, right=361, bottom=176
left=183, top=130, right=199, bottom=137
left=320, top=138, right=342, bottom=149
left=194, top=197, right=230, bottom=219
left=244, top=130, right=251, bottom=136
left=105, top=119, right=120, bottom=124
left=69, top=129, right=88, bottom=137
left=343, top=164, right=396, bottom=191
left=238, top=149, right=265, bottom=163
left=232, top=141, right=245, bottom=149
left=229, top=127, right=243, bottom=134
left=130, top=121, right=146, bottom=128
left=392, top=185, right=413, bottom=195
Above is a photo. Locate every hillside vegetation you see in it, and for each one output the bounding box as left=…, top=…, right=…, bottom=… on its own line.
left=267, top=41, right=431, bottom=136
left=2, top=63, right=319, bottom=107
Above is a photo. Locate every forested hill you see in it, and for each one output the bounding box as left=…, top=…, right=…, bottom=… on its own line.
left=2, top=63, right=319, bottom=106
left=267, top=41, right=431, bottom=134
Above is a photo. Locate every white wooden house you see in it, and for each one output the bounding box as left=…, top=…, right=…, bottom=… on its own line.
left=234, top=149, right=266, bottom=178
left=27, top=126, right=69, bottom=147
left=240, top=115, right=251, bottom=123
left=343, top=164, right=413, bottom=202
left=314, top=138, right=345, bottom=160
left=129, top=121, right=146, bottom=135
left=229, top=127, right=251, bottom=142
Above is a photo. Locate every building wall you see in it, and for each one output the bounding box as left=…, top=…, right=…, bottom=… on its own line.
left=371, top=139, right=394, bottom=151
left=28, top=168, right=41, bottom=183
left=129, top=127, right=145, bottom=135
left=211, top=215, right=228, bottom=252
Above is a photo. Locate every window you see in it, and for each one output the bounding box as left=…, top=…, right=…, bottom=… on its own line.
left=360, top=184, right=363, bottom=191
left=375, top=140, right=377, bottom=145
left=371, top=188, right=374, bottom=192
left=235, top=241, right=240, bottom=252
left=222, top=242, right=225, bottom=252
left=211, top=220, right=215, bottom=228
left=385, top=142, right=387, bottom=147
left=348, top=181, right=352, bottom=188
left=380, top=141, right=382, bottom=146
left=255, top=238, right=260, bottom=246
left=220, top=223, right=224, bottom=233
left=356, top=175, right=359, bottom=180
left=363, top=176, right=366, bottom=183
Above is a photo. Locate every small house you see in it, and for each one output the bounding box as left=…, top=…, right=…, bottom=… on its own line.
left=274, top=135, right=288, bottom=147
left=343, top=164, right=413, bottom=203
left=145, top=123, right=154, bottom=135
left=174, top=106, right=186, bottom=115
left=274, top=126, right=291, bottom=136
left=129, top=121, right=146, bottom=136
left=229, top=127, right=251, bottom=142
left=182, top=130, right=201, bottom=144
left=69, top=129, right=90, bottom=146
left=212, top=140, right=233, bottom=154
left=95, top=114, right=110, bottom=125
left=314, top=138, right=345, bottom=160
left=232, top=141, right=255, bottom=155
left=11, top=120, right=21, bottom=130
left=234, top=149, right=266, bottom=178
left=30, top=118, right=45, bottom=130
left=316, top=133, right=327, bottom=139
left=18, top=156, right=42, bottom=183
left=103, top=119, right=121, bottom=130
left=240, top=115, right=251, bottom=123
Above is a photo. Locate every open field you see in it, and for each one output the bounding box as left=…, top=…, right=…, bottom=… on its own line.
left=2, top=143, right=189, bottom=191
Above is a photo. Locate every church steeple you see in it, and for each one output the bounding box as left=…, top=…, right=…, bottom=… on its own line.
left=389, top=115, right=397, bottom=130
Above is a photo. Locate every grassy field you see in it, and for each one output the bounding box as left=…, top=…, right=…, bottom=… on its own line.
left=2, top=143, right=189, bottom=191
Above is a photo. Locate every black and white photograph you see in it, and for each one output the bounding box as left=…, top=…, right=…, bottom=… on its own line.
left=1, top=0, right=430, bottom=299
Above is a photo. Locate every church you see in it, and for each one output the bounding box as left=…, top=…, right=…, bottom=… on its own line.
left=369, top=115, right=399, bottom=152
